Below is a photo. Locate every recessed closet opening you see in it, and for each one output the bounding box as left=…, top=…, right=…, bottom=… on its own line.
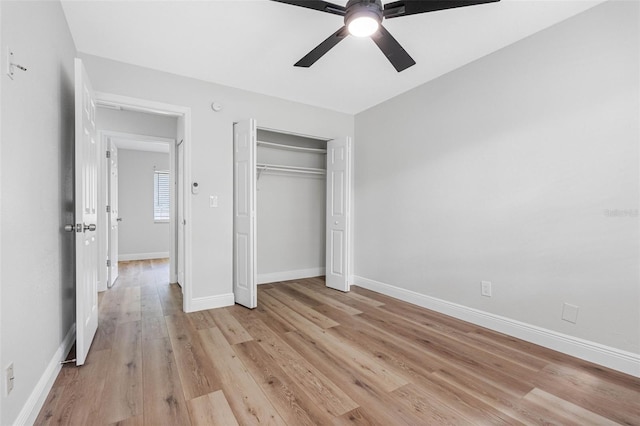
left=233, top=120, right=351, bottom=309
left=256, top=129, right=328, bottom=285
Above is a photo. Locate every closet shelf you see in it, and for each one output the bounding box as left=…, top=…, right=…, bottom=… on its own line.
left=257, top=140, right=327, bottom=154
left=257, top=163, right=326, bottom=179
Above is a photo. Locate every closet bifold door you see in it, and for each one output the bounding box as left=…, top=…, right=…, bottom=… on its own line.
left=233, top=120, right=257, bottom=308
left=326, top=137, right=351, bottom=292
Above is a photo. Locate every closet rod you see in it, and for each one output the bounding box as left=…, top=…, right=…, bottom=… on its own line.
left=256, top=163, right=326, bottom=176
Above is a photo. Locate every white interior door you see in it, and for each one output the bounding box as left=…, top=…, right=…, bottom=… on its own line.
left=74, top=58, right=99, bottom=366
left=108, top=141, right=119, bottom=287
left=177, top=139, right=185, bottom=287
left=233, top=120, right=257, bottom=308
left=326, top=137, right=351, bottom=292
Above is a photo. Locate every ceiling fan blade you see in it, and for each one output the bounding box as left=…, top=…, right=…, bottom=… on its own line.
left=295, top=26, right=349, bottom=68
left=384, top=0, right=499, bottom=19
left=271, top=0, right=346, bottom=16
left=370, top=25, right=416, bottom=72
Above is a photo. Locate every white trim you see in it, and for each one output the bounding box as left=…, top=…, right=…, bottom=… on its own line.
left=0, top=0, right=3, bottom=416
left=180, top=113, right=192, bottom=311
left=13, top=325, right=75, bottom=426
left=97, top=132, right=109, bottom=293
left=95, top=92, right=193, bottom=312
left=353, top=275, right=640, bottom=378
left=258, top=267, right=326, bottom=285
left=102, top=130, right=174, bottom=153
left=187, top=293, right=235, bottom=313
left=168, top=140, right=177, bottom=284
left=119, top=252, right=170, bottom=261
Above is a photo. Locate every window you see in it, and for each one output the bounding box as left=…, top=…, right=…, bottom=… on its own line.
left=154, top=170, right=170, bottom=222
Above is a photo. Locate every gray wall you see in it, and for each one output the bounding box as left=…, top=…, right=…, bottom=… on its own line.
left=98, top=108, right=177, bottom=138
left=354, top=1, right=639, bottom=354
left=257, top=173, right=326, bottom=277
left=0, top=1, right=76, bottom=424
left=80, top=53, right=355, bottom=301
left=118, top=149, right=171, bottom=258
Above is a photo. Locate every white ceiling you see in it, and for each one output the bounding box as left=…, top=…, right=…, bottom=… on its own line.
left=61, top=0, right=604, bottom=114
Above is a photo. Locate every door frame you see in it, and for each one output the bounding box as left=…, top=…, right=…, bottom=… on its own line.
left=177, top=139, right=186, bottom=287
left=95, top=92, right=194, bottom=312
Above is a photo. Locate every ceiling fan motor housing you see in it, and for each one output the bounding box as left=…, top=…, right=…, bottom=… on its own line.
left=344, top=0, right=384, bottom=26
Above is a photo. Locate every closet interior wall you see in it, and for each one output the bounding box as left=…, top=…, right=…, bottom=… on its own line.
left=256, top=129, right=327, bottom=284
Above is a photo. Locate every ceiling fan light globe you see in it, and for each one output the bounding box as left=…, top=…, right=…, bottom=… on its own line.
left=348, top=15, right=379, bottom=37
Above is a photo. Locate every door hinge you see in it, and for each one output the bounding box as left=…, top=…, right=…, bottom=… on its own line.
left=106, top=150, right=111, bottom=159
left=106, top=205, right=110, bottom=213
left=107, top=259, right=111, bottom=267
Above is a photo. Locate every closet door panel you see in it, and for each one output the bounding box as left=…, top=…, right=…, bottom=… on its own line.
left=326, top=137, right=351, bottom=292
left=233, top=120, right=257, bottom=308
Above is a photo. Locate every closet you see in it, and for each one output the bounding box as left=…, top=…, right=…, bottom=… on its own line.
left=256, top=129, right=327, bottom=284
left=233, top=119, right=351, bottom=309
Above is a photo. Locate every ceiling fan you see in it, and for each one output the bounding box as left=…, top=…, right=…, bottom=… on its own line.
left=272, top=0, right=499, bottom=72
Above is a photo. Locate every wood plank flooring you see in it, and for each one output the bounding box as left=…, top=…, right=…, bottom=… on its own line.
left=36, top=259, right=640, bottom=425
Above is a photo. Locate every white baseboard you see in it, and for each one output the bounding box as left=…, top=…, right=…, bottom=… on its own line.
left=119, top=252, right=169, bottom=261
left=14, top=324, right=76, bottom=426
left=258, top=267, right=325, bottom=285
left=187, top=293, right=235, bottom=313
left=353, top=275, right=640, bottom=378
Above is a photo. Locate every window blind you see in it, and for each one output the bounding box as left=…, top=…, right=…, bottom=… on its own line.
left=154, top=171, right=170, bottom=221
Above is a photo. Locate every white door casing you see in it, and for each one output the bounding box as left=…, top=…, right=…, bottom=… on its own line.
left=74, top=58, right=99, bottom=366
left=97, top=134, right=108, bottom=293
left=233, top=120, right=257, bottom=309
left=108, top=141, right=119, bottom=287
left=326, top=137, right=351, bottom=292
left=177, top=139, right=185, bottom=287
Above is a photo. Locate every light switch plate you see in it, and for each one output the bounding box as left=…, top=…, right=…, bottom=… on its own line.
left=5, top=362, right=14, bottom=395
left=6, top=48, right=14, bottom=80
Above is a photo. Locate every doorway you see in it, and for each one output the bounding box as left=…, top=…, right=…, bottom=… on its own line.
left=94, top=93, right=193, bottom=312
left=99, top=130, right=177, bottom=291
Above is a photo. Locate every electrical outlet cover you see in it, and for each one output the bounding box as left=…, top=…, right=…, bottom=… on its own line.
left=481, top=281, right=492, bottom=297
left=562, top=303, right=579, bottom=323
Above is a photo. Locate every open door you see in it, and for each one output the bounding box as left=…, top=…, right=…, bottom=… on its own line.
left=108, top=140, right=119, bottom=287
left=74, top=58, right=99, bottom=365
left=233, top=120, right=257, bottom=308
left=326, top=137, right=351, bottom=292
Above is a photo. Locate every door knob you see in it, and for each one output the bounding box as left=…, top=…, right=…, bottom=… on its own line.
left=83, top=223, right=96, bottom=232
left=116, top=218, right=122, bottom=222
left=64, top=224, right=77, bottom=232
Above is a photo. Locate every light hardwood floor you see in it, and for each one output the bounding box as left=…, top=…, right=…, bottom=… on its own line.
left=36, top=259, right=640, bottom=425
